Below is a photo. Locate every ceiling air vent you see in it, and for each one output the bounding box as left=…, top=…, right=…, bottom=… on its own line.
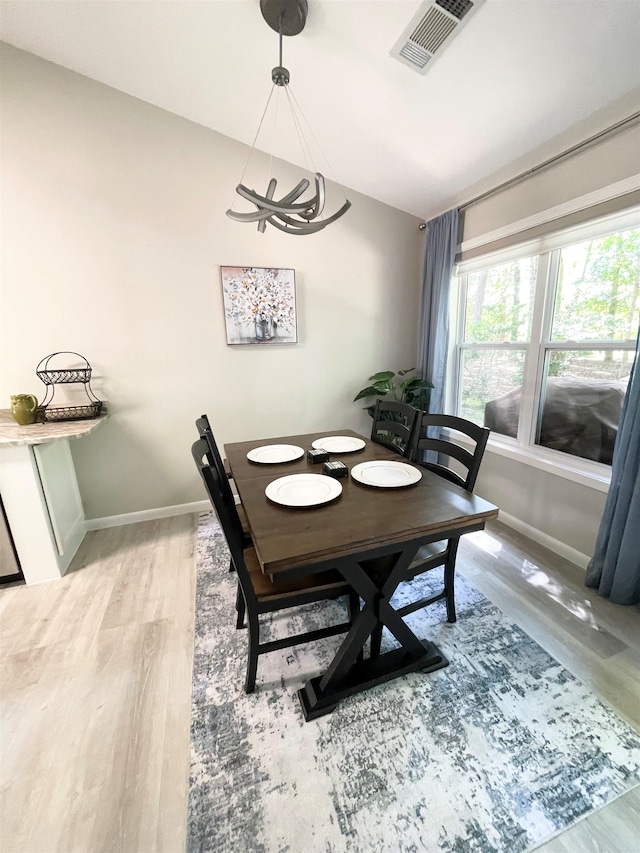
left=391, top=0, right=485, bottom=75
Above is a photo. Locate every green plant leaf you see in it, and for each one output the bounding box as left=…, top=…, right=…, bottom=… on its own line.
left=374, top=379, right=396, bottom=392
left=354, top=385, right=390, bottom=402
left=354, top=368, right=433, bottom=411
left=401, top=378, right=426, bottom=399
left=403, top=378, right=434, bottom=391
left=368, top=371, right=395, bottom=382
left=404, top=384, right=432, bottom=411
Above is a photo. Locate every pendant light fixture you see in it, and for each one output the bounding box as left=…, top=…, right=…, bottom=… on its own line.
left=226, top=0, right=351, bottom=235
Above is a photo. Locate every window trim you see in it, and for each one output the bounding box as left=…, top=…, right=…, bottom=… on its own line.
left=446, top=421, right=613, bottom=492
left=456, top=206, right=640, bottom=277
left=449, top=206, right=640, bottom=491
left=465, top=431, right=612, bottom=493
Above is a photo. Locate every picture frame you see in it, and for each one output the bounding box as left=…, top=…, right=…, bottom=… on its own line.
left=220, top=266, right=298, bottom=345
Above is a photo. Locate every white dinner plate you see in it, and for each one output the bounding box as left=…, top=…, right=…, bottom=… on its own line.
left=311, top=435, right=366, bottom=454
left=247, top=444, right=304, bottom=464
left=350, top=460, right=422, bottom=488
left=265, top=474, right=343, bottom=507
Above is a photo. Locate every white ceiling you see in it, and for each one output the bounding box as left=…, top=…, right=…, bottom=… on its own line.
left=1, top=0, right=639, bottom=220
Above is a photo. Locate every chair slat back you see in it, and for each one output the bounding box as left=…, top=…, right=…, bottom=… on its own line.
left=371, top=400, right=420, bottom=457
left=411, top=414, right=490, bottom=491
left=192, top=439, right=252, bottom=591
left=196, top=415, right=235, bottom=506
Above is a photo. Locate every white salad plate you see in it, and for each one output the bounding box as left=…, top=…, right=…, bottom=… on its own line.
left=247, top=444, right=305, bottom=464
left=311, top=436, right=366, bottom=454
left=350, top=460, right=422, bottom=488
left=265, top=474, right=343, bottom=507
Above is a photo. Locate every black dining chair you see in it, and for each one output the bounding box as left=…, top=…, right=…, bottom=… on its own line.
left=370, top=414, right=490, bottom=657
left=192, top=438, right=359, bottom=693
left=195, top=414, right=234, bottom=492
left=196, top=415, right=252, bottom=559
left=410, top=413, right=490, bottom=493
left=196, top=413, right=236, bottom=479
left=370, top=399, right=421, bottom=457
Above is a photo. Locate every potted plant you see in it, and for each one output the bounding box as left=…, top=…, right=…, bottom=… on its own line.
left=353, top=368, right=433, bottom=416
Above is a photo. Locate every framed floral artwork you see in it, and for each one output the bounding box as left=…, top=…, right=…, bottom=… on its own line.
left=220, top=266, right=298, bottom=345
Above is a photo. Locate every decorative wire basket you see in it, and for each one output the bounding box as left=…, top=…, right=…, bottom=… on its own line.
left=37, top=403, right=103, bottom=422
left=36, top=351, right=103, bottom=423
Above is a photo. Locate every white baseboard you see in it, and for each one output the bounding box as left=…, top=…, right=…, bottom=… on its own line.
left=85, top=500, right=210, bottom=531
left=59, top=514, right=87, bottom=574
left=85, top=501, right=591, bottom=570
left=496, top=510, right=591, bottom=570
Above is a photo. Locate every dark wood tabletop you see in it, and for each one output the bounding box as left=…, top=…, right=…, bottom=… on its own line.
left=225, top=429, right=499, bottom=575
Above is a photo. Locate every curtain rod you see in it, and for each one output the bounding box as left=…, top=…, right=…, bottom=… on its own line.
left=418, top=110, right=640, bottom=231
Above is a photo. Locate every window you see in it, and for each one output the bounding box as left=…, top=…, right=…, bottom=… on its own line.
left=454, top=217, right=640, bottom=469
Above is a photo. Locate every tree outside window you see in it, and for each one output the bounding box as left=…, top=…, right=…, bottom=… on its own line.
left=456, top=223, right=640, bottom=466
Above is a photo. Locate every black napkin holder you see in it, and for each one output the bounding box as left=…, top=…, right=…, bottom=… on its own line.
left=323, top=460, right=348, bottom=478
left=308, top=448, right=330, bottom=463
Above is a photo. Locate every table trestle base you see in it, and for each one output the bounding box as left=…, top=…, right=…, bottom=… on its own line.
left=298, top=640, right=449, bottom=721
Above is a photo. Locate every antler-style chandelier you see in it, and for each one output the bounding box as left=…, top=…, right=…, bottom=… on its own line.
left=226, top=0, right=351, bottom=235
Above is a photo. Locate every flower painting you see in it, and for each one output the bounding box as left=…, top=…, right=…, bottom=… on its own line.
left=220, top=266, right=298, bottom=345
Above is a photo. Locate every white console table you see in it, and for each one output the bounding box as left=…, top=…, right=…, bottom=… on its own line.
left=0, top=410, right=108, bottom=584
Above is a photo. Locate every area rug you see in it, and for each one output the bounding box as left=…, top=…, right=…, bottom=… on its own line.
left=188, top=513, right=640, bottom=853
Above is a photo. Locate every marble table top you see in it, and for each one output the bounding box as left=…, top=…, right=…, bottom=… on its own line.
left=0, top=408, right=109, bottom=447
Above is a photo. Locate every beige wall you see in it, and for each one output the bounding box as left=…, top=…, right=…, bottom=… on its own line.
left=0, top=45, right=422, bottom=519
left=475, top=456, right=606, bottom=561
left=463, top=120, right=640, bottom=241
left=459, top=117, right=640, bottom=561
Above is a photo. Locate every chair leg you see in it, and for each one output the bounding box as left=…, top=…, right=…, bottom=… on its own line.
left=235, top=583, right=246, bottom=629
left=347, top=589, right=360, bottom=623
left=347, top=590, right=364, bottom=662
left=244, top=611, right=260, bottom=694
left=444, top=540, right=460, bottom=624
left=370, top=623, right=383, bottom=659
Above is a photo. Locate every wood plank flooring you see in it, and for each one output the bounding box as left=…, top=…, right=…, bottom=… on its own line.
left=0, top=515, right=196, bottom=853
left=1, top=514, right=638, bottom=852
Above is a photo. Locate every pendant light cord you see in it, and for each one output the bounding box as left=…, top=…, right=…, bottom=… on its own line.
left=287, top=85, right=339, bottom=184
left=232, top=11, right=285, bottom=207
left=229, top=83, right=277, bottom=211
left=285, top=87, right=314, bottom=173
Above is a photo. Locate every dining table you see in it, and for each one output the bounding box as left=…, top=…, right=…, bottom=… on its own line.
left=224, top=428, right=499, bottom=721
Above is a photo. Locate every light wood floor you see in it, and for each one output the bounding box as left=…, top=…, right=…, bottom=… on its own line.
left=1, top=515, right=638, bottom=853
left=0, top=515, right=196, bottom=853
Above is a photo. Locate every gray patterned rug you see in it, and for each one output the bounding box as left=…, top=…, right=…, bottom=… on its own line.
left=188, top=513, right=640, bottom=853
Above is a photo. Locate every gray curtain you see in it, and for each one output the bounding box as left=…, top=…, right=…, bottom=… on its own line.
left=417, top=208, right=459, bottom=414
left=585, top=326, right=640, bottom=604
